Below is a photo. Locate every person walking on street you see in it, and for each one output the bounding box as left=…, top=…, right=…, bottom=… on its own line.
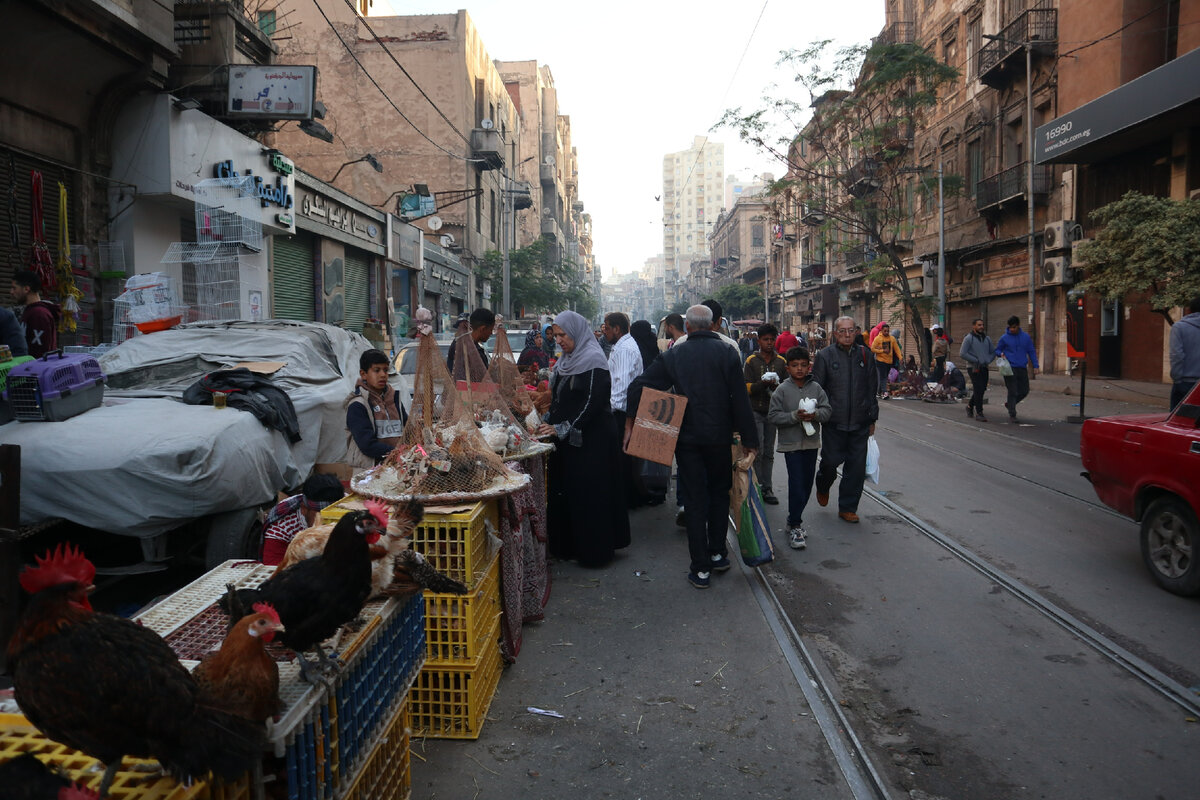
left=446, top=307, right=493, bottom=375
left=603, top=312, right=646, bottom=508
left=1169, top=296, right=1200, bottom=410
left=811, top=316, right=879, bottom=524
left=959, top=318, right=995, bottom=422
left=994, top=315, right=1039, bottom=422
left=930, top=325, right=949, bottom=382
left=775, top=329, right=799, bottom=356
left=744, top=324, right=786, bottom=504
left=768, top=346, right=831, bottom=549
left=870, top=323, right=902, bottom=398
left=627, top=304, right=758, bottom=589
left=10, top=269, right=59, bottom=358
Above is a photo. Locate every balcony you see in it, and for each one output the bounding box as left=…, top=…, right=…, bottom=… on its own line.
left=541, top=216, right=559, bottom=240
left=539, top=161, right=556, bottom=186
left=846, top=156, right=881, bottom=197
left=978, top=8, right=1057, bottom=89
left=975, top=161, right=1052, bottom=213
left=845, top=245, right=876, bottom=273
left=799, top=261, right=826, bottom=284
left=874, top=20, right=914, bottom=46
left=470, top=128, right=504, bottom=170
left=800, top=204, right=827, bottom=226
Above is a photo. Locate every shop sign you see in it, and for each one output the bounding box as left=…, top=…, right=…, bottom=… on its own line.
left=214, top=160, right=294, bottom=210
left=298, top=189, right=385, bottom=250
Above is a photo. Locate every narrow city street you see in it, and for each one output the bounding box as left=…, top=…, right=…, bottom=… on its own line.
left=415, top=387, right=1200, bottom=800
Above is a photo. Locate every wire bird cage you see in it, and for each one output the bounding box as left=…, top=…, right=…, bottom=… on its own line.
left=111, top=272, right=186, bottom=344
left=194, top=175, right=263, bottom=253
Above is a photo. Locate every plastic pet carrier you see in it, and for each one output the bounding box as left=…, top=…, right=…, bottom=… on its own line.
left=3, top=349, right=106, bottom=422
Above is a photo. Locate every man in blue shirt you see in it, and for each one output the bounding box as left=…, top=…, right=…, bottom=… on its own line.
left=995, top=315, right=1039, bottom=422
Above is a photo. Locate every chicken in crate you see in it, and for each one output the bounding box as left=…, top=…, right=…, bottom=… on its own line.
left=3, top=349, right=105, bottom=422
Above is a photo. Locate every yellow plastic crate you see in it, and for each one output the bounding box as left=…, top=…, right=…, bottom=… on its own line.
left=0, top=713, right=210, bottom=799
left=409, top=638, right=503, bottom=740
left=424, top=551, right=501, bottom=665
left=340, top=697, right=411, bottom=800
left=322, top=497, right=497, bottom=589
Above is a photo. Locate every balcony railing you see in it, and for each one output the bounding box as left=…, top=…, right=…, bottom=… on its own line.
left=846, top=157, right=881, bottom=197
left=470, top=128, right=505, bottom=171
left=845, top=245, right=877, bottom=272
left=799, top=262, right=827, bottom=284
left=975, top=161, right=1052, bottom=212
left=874, top=20, right=914, bottom=46
left=978, top=8, right=1057, bottom=88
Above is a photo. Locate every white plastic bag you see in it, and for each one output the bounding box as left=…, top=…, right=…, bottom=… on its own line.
left=865, top=435, right=880, bottom=484
left=996, top=355, right=1013, bottom=377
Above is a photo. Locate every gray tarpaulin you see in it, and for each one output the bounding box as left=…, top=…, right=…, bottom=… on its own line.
left=0, top=320, right=376, bottom=538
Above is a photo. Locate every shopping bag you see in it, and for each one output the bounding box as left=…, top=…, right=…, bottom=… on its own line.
left=736, top=465, right=775, bottom=567
left=634, top=457, right=671, bottom=501
left=865, top=435, right=881, bottom=484
left=996, top=355, right=1013, bottom=377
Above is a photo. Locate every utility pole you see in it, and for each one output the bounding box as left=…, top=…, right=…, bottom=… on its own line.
left=936, top=160, right=945, bottom=327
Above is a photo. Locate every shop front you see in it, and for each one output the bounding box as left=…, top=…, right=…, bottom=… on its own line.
left=421, top=238, right=469, bottom=333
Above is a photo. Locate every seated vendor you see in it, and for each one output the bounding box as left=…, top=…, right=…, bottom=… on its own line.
left=347, top=349, right=408, bottom=467
left=260, top=474, right=345, bottom=565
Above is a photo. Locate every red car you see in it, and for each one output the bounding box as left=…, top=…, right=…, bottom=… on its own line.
left=1080, top=380, right=1200, bottom=596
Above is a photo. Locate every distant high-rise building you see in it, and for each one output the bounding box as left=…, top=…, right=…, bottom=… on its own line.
left=662, top=136, right=724, bottom=266
left=725, top=173, right=774, bottom=211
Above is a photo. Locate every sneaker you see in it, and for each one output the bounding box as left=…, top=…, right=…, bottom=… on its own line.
left=976, top=414, right=989, bottom=423
left=675, top=507, right=686, bottom=528
left=967, top=407, right=975, bottom=418
left=816, top=490, right=829, bottom=507
left=788, top=526, right=807, bottom=550
left=688, top=571, right=711, bottom=589
left=710, top=554, right=731, bottom=572
left=838, top=511, right=860, bottom=524
left=762, top=489, right=779, bottom=505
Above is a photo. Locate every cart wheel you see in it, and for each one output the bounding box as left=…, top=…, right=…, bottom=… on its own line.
left=1140, top=496, right=1200, bottom=597
left=203, top=506, right=264, bottom=569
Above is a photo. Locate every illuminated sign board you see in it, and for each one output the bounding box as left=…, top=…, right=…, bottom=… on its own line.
left=227, top=65, right=317, bottom=121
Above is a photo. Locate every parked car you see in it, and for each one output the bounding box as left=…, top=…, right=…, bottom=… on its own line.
left=1080, top=379, right=1200, bottom=596
left=0, top=320, right=373, bottom=568
left=394, top=334, right=525, bottom=405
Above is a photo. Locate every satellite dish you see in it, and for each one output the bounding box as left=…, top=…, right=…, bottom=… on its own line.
left=543, top=155, right=555, bottom=166
left=480, top=118, right=494, bottom=130
left=440, top=234, right=456, bottom=248
left=428, top=216, right=443, bottom=231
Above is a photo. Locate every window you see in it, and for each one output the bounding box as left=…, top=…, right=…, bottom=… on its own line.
left=751, top=224, right=765, bottom=247
left=966, top=16, right=982, bottom=81
left=942, top=26, right=958, bottom=70
left=967, top=139, right=983, bottom=199
left=257, top=10, right=276, bottom=36
left=489, top=189, right=496, bottom=242
left=475, top=173, right=482, bottom=234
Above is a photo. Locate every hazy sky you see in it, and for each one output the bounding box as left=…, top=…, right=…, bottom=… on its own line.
left=373, top=1, right=886, bottom=276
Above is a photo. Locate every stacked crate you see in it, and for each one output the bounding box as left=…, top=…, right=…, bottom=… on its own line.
left=135, top=560, right=425, bottom=800
left=322, top=497, right=504, bottom=739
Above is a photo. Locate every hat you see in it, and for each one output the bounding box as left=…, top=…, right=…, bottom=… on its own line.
left=945, top=361, right=956, bottom=371
left=930, top=324, right=943, bottom=331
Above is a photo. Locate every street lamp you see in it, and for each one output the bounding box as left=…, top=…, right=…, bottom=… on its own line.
left=901, top=163, right=946, bottom=329
left=328, top=154, right=383, bottom=183
left=982, top=31, right=1037, bottom=339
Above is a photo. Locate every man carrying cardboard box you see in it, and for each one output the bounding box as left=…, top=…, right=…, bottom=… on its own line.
left=626, top=304, right=758, bottom=590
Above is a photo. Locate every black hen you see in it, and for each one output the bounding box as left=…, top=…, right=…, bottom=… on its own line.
left=8, top=545, right=263, bottom=798
left=221, top=503, right=388, bottom=683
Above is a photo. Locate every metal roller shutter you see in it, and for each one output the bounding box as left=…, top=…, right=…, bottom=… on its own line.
left=272, top=232, right=315, bottom=321
left=948, top=301, right=981, bottom=344
left=986, top=294, right=1027, bottom=343
left=343, top=248, right=369, bottom=334
left=1, top=152, right=69, bottom=290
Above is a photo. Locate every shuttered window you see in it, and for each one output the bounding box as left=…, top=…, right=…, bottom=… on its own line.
left=343, top=248, right=369, bottom=334
left=272, top=232, right=315, bottom=321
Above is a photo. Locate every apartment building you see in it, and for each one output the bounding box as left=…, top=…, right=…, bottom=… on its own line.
left=663, top=136, right=725, bottom=275
left=708, top=196, right=772, bottom=307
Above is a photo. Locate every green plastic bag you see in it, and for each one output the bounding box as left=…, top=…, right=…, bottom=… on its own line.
left=736, top=466, right=775, bottom=567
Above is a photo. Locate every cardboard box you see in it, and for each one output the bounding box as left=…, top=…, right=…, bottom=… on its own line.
left=624, top=388, right=687, bottom=466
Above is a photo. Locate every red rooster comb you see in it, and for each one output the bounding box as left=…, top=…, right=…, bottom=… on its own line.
left=19, top=543, right=96, bottom=596
left=58, top=783, right=100, bottom=800
left=252, top=602, right=281, bottom=625
left=365, top=499, right=390, bottom=528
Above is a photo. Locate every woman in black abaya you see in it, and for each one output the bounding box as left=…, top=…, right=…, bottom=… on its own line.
left=540, top=310, right=630, bottom=567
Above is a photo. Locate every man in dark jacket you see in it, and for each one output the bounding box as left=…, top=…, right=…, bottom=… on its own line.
left=811, top=315, right=879, bottom=524
left=10, top=270, right=60, bottom=357
left=627, top=304, right=758, bottom=590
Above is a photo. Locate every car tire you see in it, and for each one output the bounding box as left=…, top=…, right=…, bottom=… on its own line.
left=203, top=506, right=265, bottom=570
left=1139, top=496, right=1200, bottom=597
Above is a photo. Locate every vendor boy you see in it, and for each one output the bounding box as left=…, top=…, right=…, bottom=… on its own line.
left=347, top=349, right=408, bottom=467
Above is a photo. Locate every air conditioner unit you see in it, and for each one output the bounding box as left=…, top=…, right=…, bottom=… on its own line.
left=862, top=280, right=878, bottom=294
left=1043, top=255, right=1074, bottom=286
left=1044, top=220, right=1079, bottom=252
left=821, top=273, right=834, bottom=285
left=922, top=275, right=937, bottom=296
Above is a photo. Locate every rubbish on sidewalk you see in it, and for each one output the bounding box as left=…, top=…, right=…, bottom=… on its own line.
left=526, top=707, right=565, bottom=718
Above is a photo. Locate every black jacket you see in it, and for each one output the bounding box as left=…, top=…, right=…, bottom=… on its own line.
left=628, top=330, right=758, bottom=449
left=182, top=368, right=302, bottom=443
left=811, top=343, right=878, bottom=431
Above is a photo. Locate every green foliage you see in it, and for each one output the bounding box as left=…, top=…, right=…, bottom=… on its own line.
left=670, top=299, right=691, bottom=315
left=1075, top=192, right=1200, bottom=322
left=713, top=283, right=765, bottom=319
left=476, top=237, right=597, bottom=320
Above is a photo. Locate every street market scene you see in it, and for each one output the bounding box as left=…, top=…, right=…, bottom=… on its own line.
left=2, top=0, right=1200, bottom=798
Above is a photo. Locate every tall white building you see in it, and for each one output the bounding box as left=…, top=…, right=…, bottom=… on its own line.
left=725, top=172, right=774, bottom=211
left=662, top=136, right=724, bottom=268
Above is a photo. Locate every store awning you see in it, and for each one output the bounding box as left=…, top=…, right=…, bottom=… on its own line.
left=1035, top=47, right=1200, bottom=165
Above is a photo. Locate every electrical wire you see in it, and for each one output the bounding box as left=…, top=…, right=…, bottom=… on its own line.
left=311, top=0, right=484, bottom=163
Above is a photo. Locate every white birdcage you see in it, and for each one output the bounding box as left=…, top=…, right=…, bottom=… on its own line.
left=193, top=175, right=263, bottom=253
left=111, top=272, right=187, bottom=343
left=97, top=242, right=127, bottom=274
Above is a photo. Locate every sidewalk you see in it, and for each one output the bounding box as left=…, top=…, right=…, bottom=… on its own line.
left=411, top=499, right=857, bottom=800
left=1024, top=371, right=1171, bottom=409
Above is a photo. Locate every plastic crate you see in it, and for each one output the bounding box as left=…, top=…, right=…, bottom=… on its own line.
left=0, top=713, right=207, bottom=799
left=4, top=350, right=105, bottom=422
left=0, top=355, right=33, bottom=393
left=424, top=550, right=501, bottom=665
left=137, top=562, right=425, bottom=800
left=409, top=635, right=503, bottom=740
left=339, top=697, right=411, bottom=800
left=321, top=498, right=498, bottom=590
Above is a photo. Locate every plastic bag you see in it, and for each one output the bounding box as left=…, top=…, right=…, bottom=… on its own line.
left=865, top=435, right=880, bottom=484
left=996, top=355, right=1013, bottom=377
left=736, top=466, right=775, bottom=567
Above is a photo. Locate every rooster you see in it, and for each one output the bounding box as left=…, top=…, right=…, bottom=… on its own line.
left=0, top=753, right=99, bottom=800
left=278, top=501, right=424, bottom=598
left=383, top=549, right=469, bottom=598
left=7, top=545, right=263, bottom=798
left=192, top=603, right=284, bottom=723
left=221, top=502, right=388, bottom=683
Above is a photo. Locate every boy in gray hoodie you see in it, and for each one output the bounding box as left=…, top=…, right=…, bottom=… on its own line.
left=768, top=347, right=832, bottom=550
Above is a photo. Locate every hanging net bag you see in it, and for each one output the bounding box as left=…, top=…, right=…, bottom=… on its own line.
left=350, top=307, right=530, bottom=502
left=489, top=322, right=541, bottom=431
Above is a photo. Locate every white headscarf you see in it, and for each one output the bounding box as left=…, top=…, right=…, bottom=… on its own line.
left=552, top=310, right=610, bottom=376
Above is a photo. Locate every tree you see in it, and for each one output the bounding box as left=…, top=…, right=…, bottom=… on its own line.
left=476, top=237, right=597, bottom=320
left=713, top=283, right=764, bottom=319
left=1074, top=191, right=1200, bottom=325
left=719, top=40, right=960, bottom=367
